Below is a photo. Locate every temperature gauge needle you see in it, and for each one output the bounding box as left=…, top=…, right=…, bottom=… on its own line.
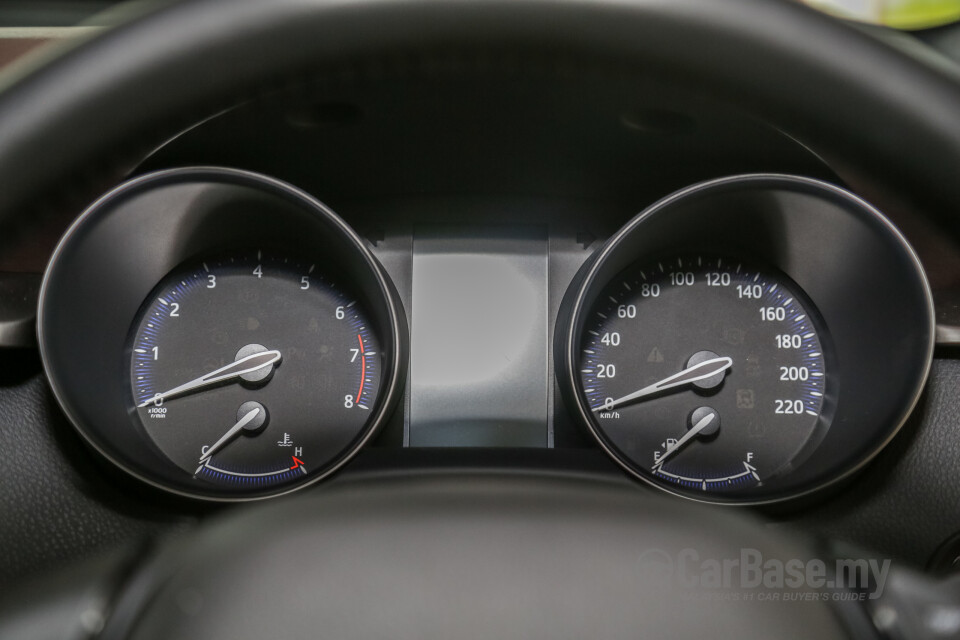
left=197, top=402, right=267, bottom=468
left=138, top=348, right=281, bottom=407
left=653, top=410, right=718, bottom=470
left=594, top=356, right=732, bottom=412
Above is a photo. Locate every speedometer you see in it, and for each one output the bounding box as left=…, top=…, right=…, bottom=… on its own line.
left=580, top=256, right=831, bottom=495
left=556, top=174, right=934, bottom=504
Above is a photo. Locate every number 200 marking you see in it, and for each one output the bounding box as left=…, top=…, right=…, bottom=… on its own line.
left=779, top=366, right=809, bottom=381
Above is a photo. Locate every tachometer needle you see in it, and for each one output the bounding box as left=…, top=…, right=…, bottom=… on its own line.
left=652, top=411, right=717, bottom=470
left=594, top=356, right=732, bottom=412
left=198, top=404, right=265, bottom=465
left=138, top=349, right=281, bottom=407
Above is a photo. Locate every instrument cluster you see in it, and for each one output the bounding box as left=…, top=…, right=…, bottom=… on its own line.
left=38, top=169, right=934, bottom=503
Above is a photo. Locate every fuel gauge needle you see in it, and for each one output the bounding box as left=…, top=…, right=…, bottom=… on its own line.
left=653, top=411, right=717, bottom=470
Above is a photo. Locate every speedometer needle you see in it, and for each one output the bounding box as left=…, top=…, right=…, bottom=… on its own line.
left=652, top=411, right=717, bottom=470
left=138, top=349, right=281, bottom=407
left=594, top=356, right=732, bottom=412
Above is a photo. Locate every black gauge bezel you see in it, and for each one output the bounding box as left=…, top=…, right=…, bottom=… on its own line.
left=38, top=167, right=408, bottom=501
left=556, top=174, right=935, bottom=505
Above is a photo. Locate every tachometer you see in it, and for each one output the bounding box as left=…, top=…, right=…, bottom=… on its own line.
left=130, top=250, right=381, bottom=491
left=39, top=167, right=406, bottom=501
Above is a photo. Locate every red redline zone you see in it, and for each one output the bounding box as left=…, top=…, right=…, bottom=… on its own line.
left=356, top=333, right=366, bottom=403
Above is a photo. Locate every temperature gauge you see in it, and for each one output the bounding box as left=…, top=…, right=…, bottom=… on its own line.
left=129, top=249, right=381, bottom=494
left=39, top=168, right=407, bottom=502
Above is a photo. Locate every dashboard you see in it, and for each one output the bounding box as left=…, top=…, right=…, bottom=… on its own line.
left=2, top=1, right=960, bottom=636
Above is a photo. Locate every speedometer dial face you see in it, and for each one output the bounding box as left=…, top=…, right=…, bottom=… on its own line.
left=578, top=256, right=830, bottom=500
left=129, top=249, right=381, bottom=495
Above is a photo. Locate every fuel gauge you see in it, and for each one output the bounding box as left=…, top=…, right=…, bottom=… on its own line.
left=555, top=174, right=935, bottom=505
left=578, top=256, right=829, bottom=496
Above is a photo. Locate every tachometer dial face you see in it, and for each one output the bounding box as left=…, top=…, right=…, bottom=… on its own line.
left=578, top=256, right=831, bottom=499
left=129, top=249, right=381, bottom=494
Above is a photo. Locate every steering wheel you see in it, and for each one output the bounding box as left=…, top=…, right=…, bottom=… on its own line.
left=1, top=0, right=959, bottom=637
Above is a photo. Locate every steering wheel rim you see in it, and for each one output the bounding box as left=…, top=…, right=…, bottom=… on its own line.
left=96, top=473, right=857, bottom=640
left=0, top=0, right=960, bottom=237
